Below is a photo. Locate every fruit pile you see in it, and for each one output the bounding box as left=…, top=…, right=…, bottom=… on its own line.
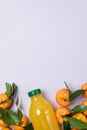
left=55, top=82, right=87, bottom=130
left=1, top=82, right=87, bottom=130
left=0, top=83, right=29, bottom=130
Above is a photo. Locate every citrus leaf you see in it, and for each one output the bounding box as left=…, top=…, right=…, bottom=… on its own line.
left=67, top=117, right=87, bottom=129
left=6, top=82, right=17, bottom=98
left=63, top=121, right=71, bottom=130
left=7, top=110, right=21, bottom=124
left=0, top=108, right=6, bottom=116
left=6, top=82, right=12, bottom=97
left=64, top=82, right=72, bottom=96
left=12, top=83, right=17, bottom=96
left=0, top=108, right=21, bottom=125
left=69, top=90, right=85, bottom=101
left=0, top=108, right=15, bottom=125
left=2, top=111, right=15, bottom=125
left=17, top=109, right=22, bottom=121
left=24, top=123, right=34, bottom=130
left=16, top=97, right=19, bottom=106
left=72, top=104, right=87, bottom=113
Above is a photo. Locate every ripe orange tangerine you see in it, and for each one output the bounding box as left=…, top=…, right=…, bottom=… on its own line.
left=12, top=125, right=24, bottom=130
left=72, top=113, right=87, bottom=123
left=55, top=107, right=70, bottom=125
left=21, top=115, right=29, bottom=127
left=71, top=128, right=79, bottom=130
left=82, top=100, right=87, bottom=116
left=81, top=83, right=87, bottom=98
left=1, top=127, right=11, bottom=130
left=0, top=119, right=8, bottom=127
left=0, top=93, right=12, bottom=110
left=56, top=88, right=71, bottom=107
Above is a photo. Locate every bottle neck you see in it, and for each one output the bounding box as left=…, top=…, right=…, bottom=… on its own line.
left=30, top=93, right=43, bottom=101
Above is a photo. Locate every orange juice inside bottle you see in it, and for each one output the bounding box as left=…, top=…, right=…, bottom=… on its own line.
left=28, top=89, right=60, bottom=130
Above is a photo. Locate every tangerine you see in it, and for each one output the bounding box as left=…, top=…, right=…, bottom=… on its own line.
left=0, top=94, right=12, bottom=110
left=71, top=128, right=79, bottom=130
left=81, top=83, right=87, bottom=98
left=0, top=119, right=8, bottom=127
left=55, top=107, right=70, bottom=125
left=72, top=113, right=87, bottom=123
left=12, top=125, right=24, bottom=130
left=1, top=127, right=11, bottom=130
left=56, top=88, right=71, bottom=107
left=21, top=115, right=29, bottom=127
left=82, top=100, right=87, bottom=116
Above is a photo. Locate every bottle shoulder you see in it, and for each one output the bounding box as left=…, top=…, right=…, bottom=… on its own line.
left=29, top=97, right=54, bottom=114
left=31, top=95, right=52, bottom=107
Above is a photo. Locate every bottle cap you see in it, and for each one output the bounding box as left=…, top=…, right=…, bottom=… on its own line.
left=28, top=89, right=41, bottom=97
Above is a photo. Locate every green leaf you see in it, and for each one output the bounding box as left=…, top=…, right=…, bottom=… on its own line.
left=0, top=108, right=6, bottom=116
left=6, top=82, right=12, bottom=97
left=17, top=109, right=22, bottom=121
left=7, top=110, right=21, bottom=124
left=72, top=104, right=87, bottom=113
left=67, top=117, right=87, bottom=129
left=69, top=89, right=85, bottom=101
left=3, top=111, right=15, bottom=125
left=0, top=108, right=14, bottom=125
left=12, top=83, right=17, bottom=96
left=0, top=108, right=21, bottom=125
left=24, top=123, right=34, bottom=130
left=16, top=97, right=19, bottom=106
left=64, top=82, right=72, bottom=96
left=6, top=82, right=17, bottom=98
left=63, top=121, right=71, bottom=130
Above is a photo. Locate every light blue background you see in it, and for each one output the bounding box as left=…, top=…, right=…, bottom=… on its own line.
left=0, top=0, right=87, bottom=116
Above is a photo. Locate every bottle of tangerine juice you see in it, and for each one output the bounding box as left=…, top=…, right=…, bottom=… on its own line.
left=28, top=88, right=60, bottom=130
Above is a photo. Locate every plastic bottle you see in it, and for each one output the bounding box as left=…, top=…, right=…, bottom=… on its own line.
left=28, top=88, right=60, bottom=130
